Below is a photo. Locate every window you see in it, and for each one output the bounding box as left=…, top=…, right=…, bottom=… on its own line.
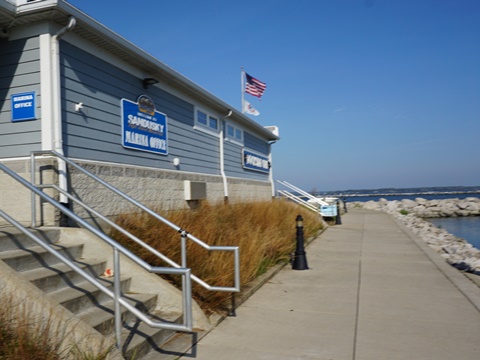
left=197, top=110, right=207, bottom=126
left=195, top=109, right=219, bottom=132
left=209, top=117, right=218, bottom=130
left=226, top=123, right=243, bottom=144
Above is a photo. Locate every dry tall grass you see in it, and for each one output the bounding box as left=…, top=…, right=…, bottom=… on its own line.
left=0, top=303, right=60, bottom=359
left=0, top=285, right=114, bottom=360
left=112, top=199, right=324, bottom=311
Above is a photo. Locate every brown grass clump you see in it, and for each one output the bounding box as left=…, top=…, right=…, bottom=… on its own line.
left=0, top=296, right=60, bottom=360
left=0, top=288, right=113, bottom=360
left=112, top=199, right=324, bottom=312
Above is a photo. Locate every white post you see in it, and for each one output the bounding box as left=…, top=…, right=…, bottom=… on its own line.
left=241, top=67, right=245, bottom=113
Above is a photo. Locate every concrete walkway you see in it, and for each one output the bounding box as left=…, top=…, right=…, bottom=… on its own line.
left=182, top=208, right=480, bottom=360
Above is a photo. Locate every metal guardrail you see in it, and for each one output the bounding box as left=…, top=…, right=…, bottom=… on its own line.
left=276, top=180, right=340, bottom=217
left=277, top=180, right=329, bottom=206
left=30, top=150, right=240, bottom=294
left=277, top=190, right=322, bottom=214
left=0, top=162, right=193, bottom=348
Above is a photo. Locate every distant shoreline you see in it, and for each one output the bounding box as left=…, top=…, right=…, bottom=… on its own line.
left=338, top=190, right=480, bottom=198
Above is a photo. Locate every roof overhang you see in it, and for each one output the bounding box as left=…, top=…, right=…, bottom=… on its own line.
left=0, top=0, right=279, bottom=141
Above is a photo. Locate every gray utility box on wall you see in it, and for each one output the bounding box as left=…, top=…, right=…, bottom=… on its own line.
left=184, top=181, right=207, bottom=200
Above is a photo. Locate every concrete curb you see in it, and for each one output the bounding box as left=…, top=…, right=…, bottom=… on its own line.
left=392, top=215, right=480, bottom=312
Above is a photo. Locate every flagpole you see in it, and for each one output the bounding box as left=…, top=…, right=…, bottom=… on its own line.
left=241, top=67, right=245, bottom=113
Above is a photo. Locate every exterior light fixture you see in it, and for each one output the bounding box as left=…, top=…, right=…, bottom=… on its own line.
left=74, top=102, right=83, bottom=112
left=173, top=158, right=180, bottom=167
left=296, top=214, right=304, bottom=228
left=142, top=77, right=158, bottom=89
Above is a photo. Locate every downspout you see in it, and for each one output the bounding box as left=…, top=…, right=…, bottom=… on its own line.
left=220, top=109, right=233, bottom=202
left=51, top=17, right=76, bottom=207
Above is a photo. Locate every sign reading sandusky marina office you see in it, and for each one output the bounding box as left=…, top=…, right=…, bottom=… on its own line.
left=121, top=95, right=168, bottom=155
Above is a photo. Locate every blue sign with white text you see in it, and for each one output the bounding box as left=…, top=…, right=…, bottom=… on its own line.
left=11, top=91, right=36, bottom=122
left=121, top=97, right=168, bottom=155
left=242, top=149, right=270, bottom=173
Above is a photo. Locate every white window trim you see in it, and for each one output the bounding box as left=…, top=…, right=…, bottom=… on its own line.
left=195, top=107, right=220, bottom=135
left=225, top=122, right=244, bottom=145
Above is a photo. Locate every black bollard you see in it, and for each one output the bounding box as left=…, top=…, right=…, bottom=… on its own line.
left=335, top=200, right=342, bottom=225
left=343, top=197, right=348, bottom=213
left=292, top=215, right=309, bottom=270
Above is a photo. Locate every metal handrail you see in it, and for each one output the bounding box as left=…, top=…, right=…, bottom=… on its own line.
left=0, top=163, right=193, bottom=348
left=277, top=180, right=329, bottom=206
left=30, top=150, right=240, bottom=293
left=277, top=190, right=322, bottom=214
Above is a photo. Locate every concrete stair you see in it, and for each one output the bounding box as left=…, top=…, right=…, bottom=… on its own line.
left=0, top=227, right=199, bottom=359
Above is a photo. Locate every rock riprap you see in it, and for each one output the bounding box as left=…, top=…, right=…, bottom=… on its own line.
left=351, top=197, right=480, bottom=274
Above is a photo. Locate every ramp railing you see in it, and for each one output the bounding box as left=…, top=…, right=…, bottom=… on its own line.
left=276, top=180, right=329, bottom=206
left=276, top=180, right=340, bottom=217
left=277, top=189, right=321, bottom=213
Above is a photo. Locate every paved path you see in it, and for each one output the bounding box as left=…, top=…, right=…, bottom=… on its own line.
left=182, top=209, right=480, bottom=360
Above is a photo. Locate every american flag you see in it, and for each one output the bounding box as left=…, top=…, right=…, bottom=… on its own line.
left=245, top=73, right=267, bottom=99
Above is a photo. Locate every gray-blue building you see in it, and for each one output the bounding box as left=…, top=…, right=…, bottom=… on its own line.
left=0, top=0, right=279, bottom=226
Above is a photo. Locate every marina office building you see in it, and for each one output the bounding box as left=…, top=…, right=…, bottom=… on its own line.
left=0, top=0, right=279, bottom=226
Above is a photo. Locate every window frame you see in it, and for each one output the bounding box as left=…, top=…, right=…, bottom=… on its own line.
left=225, top=122, right=244, bottom=145
left=194, top=108, right=220, bottom=135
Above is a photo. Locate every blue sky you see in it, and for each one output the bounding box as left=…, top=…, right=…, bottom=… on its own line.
left=67, top=0, right=480, bottom=192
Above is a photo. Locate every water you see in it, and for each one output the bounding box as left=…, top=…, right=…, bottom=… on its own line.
left=320, top=185, right=480, bottom=203
left=322, top=186, right=480, bottom=250
left=344, top=193, right=480, bottom=202
left=428, top=217, right=480, bottom=250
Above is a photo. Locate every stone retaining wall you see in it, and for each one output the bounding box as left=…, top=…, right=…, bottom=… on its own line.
left=69, top=161, right=273, bottom=221
left=1, top=158, right=273, bottom=227
left=352, top=198, right=480, bottom=274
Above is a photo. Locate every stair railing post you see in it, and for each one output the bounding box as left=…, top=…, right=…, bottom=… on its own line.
left=180, top=230, right=188, bottom=322
left=180, top=230, right=188, bottom=269
left=31, top=154, right=36, bottom=227
left=113, top=247, right=122, bottom=349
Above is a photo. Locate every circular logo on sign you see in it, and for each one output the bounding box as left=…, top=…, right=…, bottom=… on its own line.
left=137, top=95, right=155, bottom=116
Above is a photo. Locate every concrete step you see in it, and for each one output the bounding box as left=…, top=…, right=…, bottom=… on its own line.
left=121, top=312, right=184, bottom=360
left=0, top=243, right=84, bottom=272
left=80, top=292, right=158, bottom=335
left=0, top=226, right=202, bottom=359
left=139, top=330, right=208, bottom=360
left=48, top=276, right=132, bottom=315
left=21, top=258, right=107, bottom=293
left=0, top=228, right=61, bottom=251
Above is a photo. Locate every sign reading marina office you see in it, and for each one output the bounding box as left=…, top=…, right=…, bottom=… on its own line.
left=121, top=96, right=168, bottom=155
left=242, top=149, right=270, bottom=173
left=11, top=91, right=36, bottom=122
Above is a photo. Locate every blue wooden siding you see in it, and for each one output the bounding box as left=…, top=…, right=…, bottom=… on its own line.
left=61, top=41, right=220, bottom=174
left=244, top=131, right=270, bottom=155
left=0, top=37, right=41, bottom=158
left=0, top=36, right=271, bottom=182
left=221, top=126, right=270, bottom=181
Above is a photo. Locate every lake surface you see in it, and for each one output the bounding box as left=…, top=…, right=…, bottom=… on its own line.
left=428, top=216, right=480, bottom=250
left=310, top=186, right=480, bottom=250
left=343, top=193, right=480, bottom=203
